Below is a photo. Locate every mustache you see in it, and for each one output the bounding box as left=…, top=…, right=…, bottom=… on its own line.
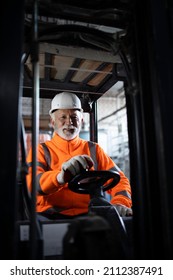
left=63, top=125, right=76, bottom=130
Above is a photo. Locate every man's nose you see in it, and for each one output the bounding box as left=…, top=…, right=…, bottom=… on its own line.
left=65, top=116, right=73, bottom=125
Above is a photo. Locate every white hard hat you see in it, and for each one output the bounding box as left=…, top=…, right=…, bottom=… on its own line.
left=49, top=92, right=82, bottom=115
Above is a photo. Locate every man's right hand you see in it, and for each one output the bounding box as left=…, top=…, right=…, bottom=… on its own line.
left=57, top=155, right=94, bottom=184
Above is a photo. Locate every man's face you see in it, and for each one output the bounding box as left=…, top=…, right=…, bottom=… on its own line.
left=51, top=109, right=83, bottom=140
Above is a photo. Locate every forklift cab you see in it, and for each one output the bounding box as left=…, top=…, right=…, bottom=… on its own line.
left=1, top=0, right=173, bottom=260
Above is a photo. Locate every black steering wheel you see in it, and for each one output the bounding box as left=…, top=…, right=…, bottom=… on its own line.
left=68, top=170, right=120, bottom=194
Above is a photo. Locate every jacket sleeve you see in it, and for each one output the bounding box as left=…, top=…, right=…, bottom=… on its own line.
left=95, top=144, right=132, bottom=208
left=108, top=170, right=132, bottom=208
left=26, top=144, right=67, bottom=195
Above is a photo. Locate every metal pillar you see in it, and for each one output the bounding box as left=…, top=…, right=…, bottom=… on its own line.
left=90, top=101, right=98, bottom=143
left=0, top=0, right=25, bottom=259
left=129, top=0, right=173, bottom=259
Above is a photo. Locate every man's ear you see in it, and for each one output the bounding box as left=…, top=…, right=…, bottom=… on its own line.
left=50, top=117, right=55, bottom=129
left=80, top=111, right=84, bottom=121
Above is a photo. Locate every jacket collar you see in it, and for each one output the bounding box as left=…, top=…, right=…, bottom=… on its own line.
left=52, top=133, right=81, bottom=153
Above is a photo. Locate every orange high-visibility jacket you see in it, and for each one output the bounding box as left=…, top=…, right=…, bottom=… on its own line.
left=26, top=133, right=132, bottom=216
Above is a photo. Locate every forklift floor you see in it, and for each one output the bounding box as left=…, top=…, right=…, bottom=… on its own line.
left=17, top=216, right=133, bottom=259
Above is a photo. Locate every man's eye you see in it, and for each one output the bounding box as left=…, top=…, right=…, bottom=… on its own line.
left=60, top=116, right=66, bottom=120
left=72, top=116, right=78, bottom=120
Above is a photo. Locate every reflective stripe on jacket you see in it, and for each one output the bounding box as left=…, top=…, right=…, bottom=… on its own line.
left=26, top=133, right=132, bottom=216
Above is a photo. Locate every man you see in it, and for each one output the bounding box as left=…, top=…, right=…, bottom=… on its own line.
left=26, top=92, right=132, bottom=219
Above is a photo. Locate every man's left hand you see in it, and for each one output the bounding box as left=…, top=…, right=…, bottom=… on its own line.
left=114, top=204, right=133, bottom=217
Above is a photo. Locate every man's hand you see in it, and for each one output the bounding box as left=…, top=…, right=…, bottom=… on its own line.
left=57, top=155, right=94, bottom=184
left=114, top=204, right=133, bottom=217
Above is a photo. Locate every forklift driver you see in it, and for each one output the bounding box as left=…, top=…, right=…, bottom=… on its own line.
left=26, top=92, right=133, bottom=220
